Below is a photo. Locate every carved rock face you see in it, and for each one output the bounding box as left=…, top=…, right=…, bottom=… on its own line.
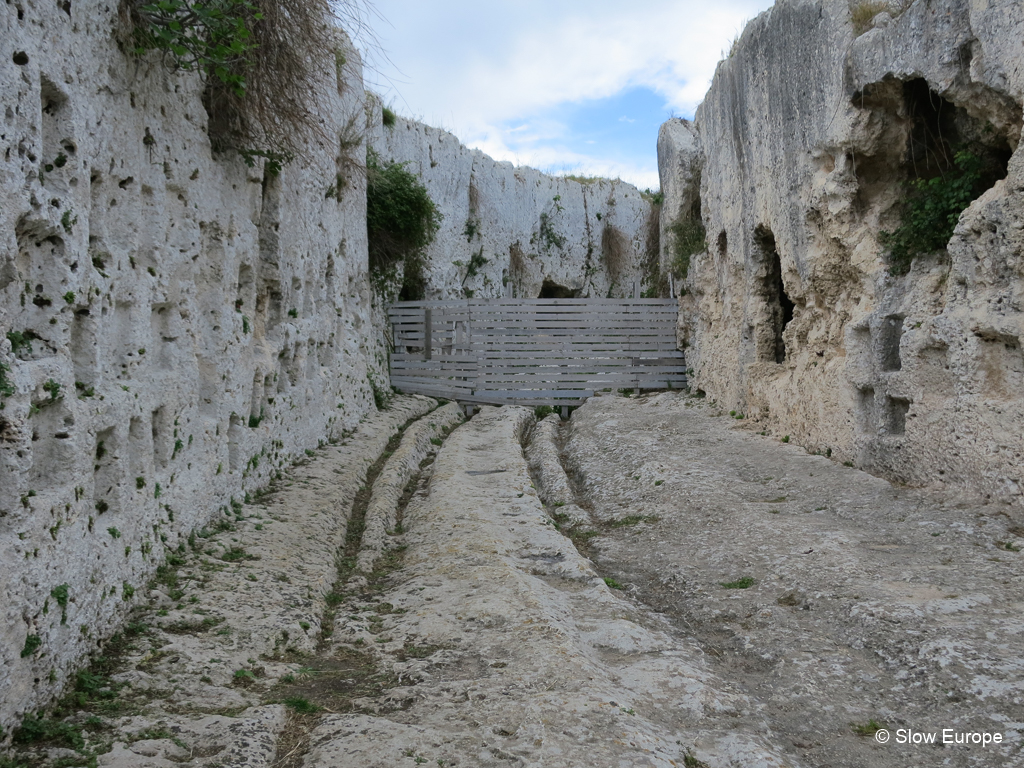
left=0, top=9, right=382, bottom=728
left=367, top=113, right=657, bottom=301
left=660, top=0, right=1024, bottom=507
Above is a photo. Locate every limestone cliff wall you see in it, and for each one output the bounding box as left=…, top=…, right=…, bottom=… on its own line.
left=367, top=110, right=658, bottom=300
left=664, top=0, right=1024, bottom=508
left=0, top=3, right=380, bottom=728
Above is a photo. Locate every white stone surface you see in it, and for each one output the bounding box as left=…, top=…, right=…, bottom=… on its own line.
left=321, top=406, right=795, bottom=767
left=2, top=397, right=434, bottom=764
left=656, top=118, right=702, bottom=276
left=562, top=391, right=1024, bottom=767
left=356, top=401, right=464, bottom=573
left=367, top=108, right=659, bottom=299
left=0, top=2, right=383, bottom=731
left=524, top=413, right=569, bottom=503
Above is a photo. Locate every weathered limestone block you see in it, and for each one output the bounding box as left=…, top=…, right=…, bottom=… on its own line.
left=0, top=3, right=381, bottom=730
left=366, top=106, right=658, bottom=299
left=662, top=0, right=1024, bottom=509
left=657, top=118, right=702, bottom=274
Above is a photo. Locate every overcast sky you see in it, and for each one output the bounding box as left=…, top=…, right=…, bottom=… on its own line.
left=350, top=1, right=775, bottom=190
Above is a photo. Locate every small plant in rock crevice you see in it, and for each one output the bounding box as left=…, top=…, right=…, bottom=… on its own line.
left=0, top=361, right=15, bottom=402
left=60, top=210, right=78, bottom=234
left=851, top=718, right=885, bottom=736
left=42, top=378, right=62, bottom=403
left=461, top=248, right=488, bottom=284
left=880, top=150, right=993, bottom=275
left=720, top=576, right=756, bottom=589
left=535, top=212, right=566, bottom=252
left=7, top=330, right=37, bottom=357
left=20, top=634, right=42, bottom=658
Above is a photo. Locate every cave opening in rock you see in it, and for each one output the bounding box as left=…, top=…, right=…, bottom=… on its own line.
left=851, top=77, right=1013, bottom=264
left=754, top=226, right=794, bottom=364
left=538, top=279, right=577, bottom=299
left=853, top=77, right=1013, bottom=182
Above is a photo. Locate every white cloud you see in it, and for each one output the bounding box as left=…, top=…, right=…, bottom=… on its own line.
left=353, top=0, right=774, bottom=187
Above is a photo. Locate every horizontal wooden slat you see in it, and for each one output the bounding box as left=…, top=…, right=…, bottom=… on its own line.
left=461, top=395, right=587, bottom=406
left=387, top=297, right=684, bottom=405
left=476, top=370, right=687, bottom=382
left=471, top=389, right=596, bottom=399
left=474, top=350, right=683, bottom=360
left=471, top=345, right=679, bottom=353
left=391, top=299, right=676, bottom=307
left=390, top=354, right=477, bottom=363
left=391, top=385, right=474, bottom=396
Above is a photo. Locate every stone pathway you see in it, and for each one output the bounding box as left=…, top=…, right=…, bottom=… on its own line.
left=307, top=405, right=790, bottom=768
left=562, top=391, right=1024, bottom=768
left=5, top=392, right=1022, bottom=768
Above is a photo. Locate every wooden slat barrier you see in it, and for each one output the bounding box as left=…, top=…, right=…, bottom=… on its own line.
left=388, top=299, right=685, bottom=407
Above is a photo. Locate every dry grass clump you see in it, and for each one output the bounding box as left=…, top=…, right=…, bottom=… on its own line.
left=122, top=0, right=372, bottom=158
left=204, top=0, right=337, bottom=153
left=601, top=223, right=631, bottom=287
left=850, top=0, right=892, bottom=35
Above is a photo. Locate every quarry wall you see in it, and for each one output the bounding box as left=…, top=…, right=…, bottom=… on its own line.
left=0, top=0, right=660, bottom=732
left=0, top=1, right=382, bottom=729
left=367, top=109, right=658, bottom=300
left=663, top=0, right=1024, bottom=510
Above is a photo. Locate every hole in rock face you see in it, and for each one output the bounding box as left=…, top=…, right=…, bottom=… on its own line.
left=850, top=77, right=1013, bottom=239
left=398, top=278, right=424, bottom=302
left=754, top=225, right=794, bottom=364
left=856, top=386, right=877, bottom=434
left=228, top=414, right=244, bottom=471
left=878, top=315, right=904, bottom=372
left=93, top=426, right=120, bottom=514
left=13, top=51, right=29, bottom=65
left=537, top=279, right=577, bottom=299
left=884, top=396, right=911, bottom=436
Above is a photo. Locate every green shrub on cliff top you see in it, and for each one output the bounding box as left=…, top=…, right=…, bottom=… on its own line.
left=366, top=150, right=442, bottom=300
